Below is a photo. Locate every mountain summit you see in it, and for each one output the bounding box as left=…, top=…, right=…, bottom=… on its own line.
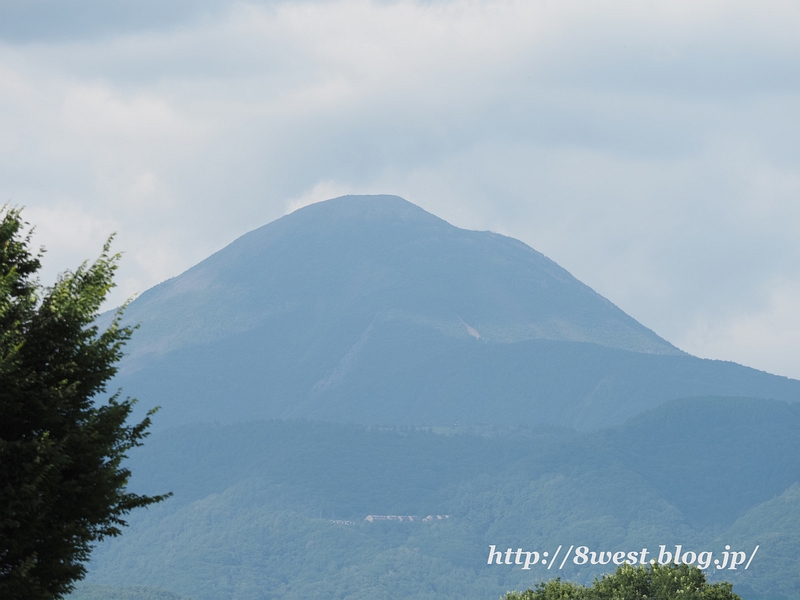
left=125, top=194, right=678, bottom=359
left=114, top=195, right=799, bottom=429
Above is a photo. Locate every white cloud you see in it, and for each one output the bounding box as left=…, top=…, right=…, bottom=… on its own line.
left=1, top=0, right=800, bottom=376
left=284, top=181, right=355, bottom=214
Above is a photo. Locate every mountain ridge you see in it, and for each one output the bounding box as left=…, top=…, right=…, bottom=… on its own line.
left=107, top=194, right=799, bottom=430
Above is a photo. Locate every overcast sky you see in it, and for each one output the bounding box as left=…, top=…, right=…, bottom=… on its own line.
left=2, top=0, right=799, bottom=378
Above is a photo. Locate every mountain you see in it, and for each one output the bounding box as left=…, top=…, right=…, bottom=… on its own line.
left=110, top=194, right=800, bottom=429
left=79, top=197, right=800, bottom=600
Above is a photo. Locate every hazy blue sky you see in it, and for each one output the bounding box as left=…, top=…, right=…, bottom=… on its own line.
left=2, top=0, right=799, bottom=378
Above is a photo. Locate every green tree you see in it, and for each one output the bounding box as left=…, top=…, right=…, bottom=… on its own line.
left=0, top=206, right=169, bottom=600
left=505, top=577, right=588, bottom=599
left=504, top=563, right=741, bottom=600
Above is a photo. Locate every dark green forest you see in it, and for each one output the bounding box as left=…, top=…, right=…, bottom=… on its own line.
left=68, top=397, right=800, bottom=600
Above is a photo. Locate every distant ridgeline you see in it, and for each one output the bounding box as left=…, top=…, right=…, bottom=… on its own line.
left=79, top=196, right=800, bottom=600
left=108, top=195, right=799, bottom=431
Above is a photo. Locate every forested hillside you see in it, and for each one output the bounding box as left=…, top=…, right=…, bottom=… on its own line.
left=68, top=583, right=189, bottom=600
left=76, top=397, right=800, bottom=600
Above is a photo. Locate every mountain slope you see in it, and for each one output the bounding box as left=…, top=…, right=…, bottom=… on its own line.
left=82, top=398, right=800, bottom=600
left=110, top=195, right=800, bottom=429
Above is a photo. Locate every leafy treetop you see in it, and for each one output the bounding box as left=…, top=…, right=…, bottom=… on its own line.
left=0, top=206, right=170, bottom=600
left=504, top=563, right=741, bottom=600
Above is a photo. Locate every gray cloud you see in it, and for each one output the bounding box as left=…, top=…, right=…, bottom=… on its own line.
left=0, top=0, right=232, bottom=42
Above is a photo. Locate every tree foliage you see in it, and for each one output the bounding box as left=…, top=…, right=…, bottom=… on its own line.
left=504, top=563, right=741, bottom=600
left=0, top=206, right=169, bottom=599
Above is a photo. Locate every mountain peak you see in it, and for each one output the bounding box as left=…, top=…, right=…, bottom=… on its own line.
left=131, top=193, right=678, bottom=358
left=289, top=194, right=444, bottom=224
left=112, top=195, right=800, bottom=431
